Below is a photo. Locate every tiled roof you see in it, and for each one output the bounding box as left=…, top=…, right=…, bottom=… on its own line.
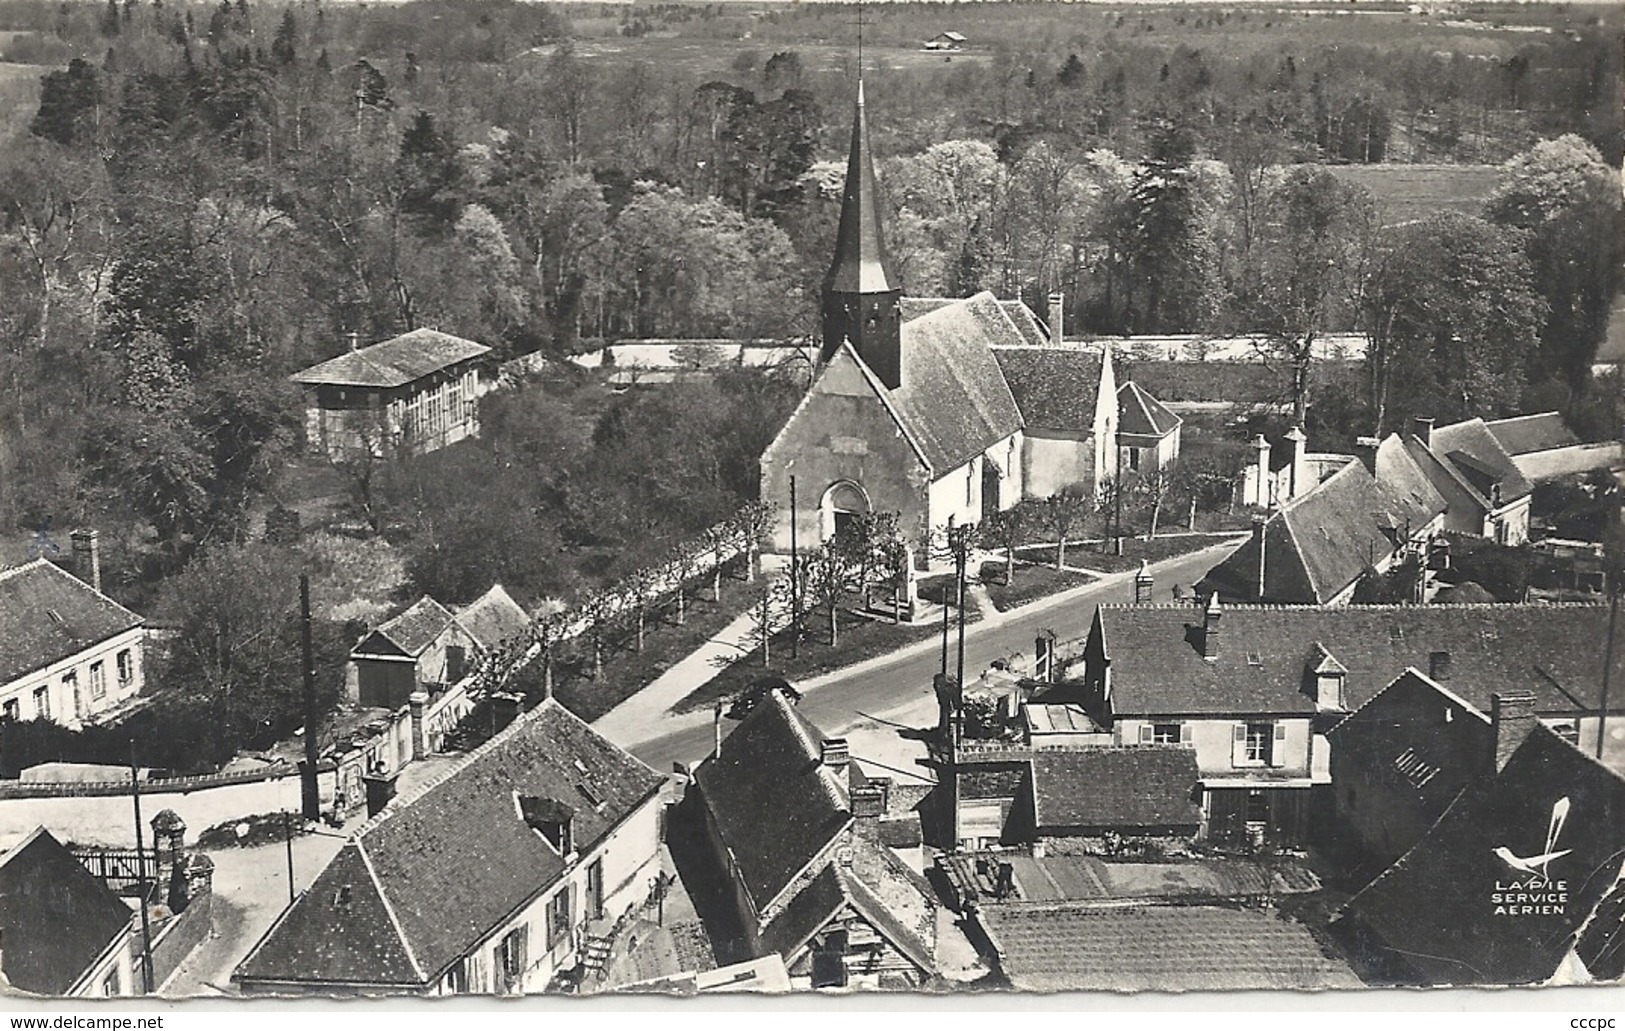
left=0, top=828, right=133, bottom=995
left=1484, top=413, right=1580, bottom=457
left=0, top=560, right=143, bottom=687
left=1341, top=725, right=1625, bottom=985
left=291, top=329, right=489, bottom=389
left=1205, top=459, right=1445, bottom=604
left=998, top=301, right=1049, bottom=346
left=1117, top=380, right=1181, bottom=439
left=236, top=700, right=664, bottom=987
left=453, top=585, right=531, bottom=653
left=888, top=293, right=1025, bottom=473
left=1119, top=359, right=1364, bottom=406
left=1093, top=602, right=1625, bottom=718
left=355, top=596, right=456, bottom=658
left=991, top=346, right=1104, bottom=434
left=1426, top=418, right=1535, bottom=505
left=694, top=690, right=852, bottom=913
left=1030, top=748, right=1201, bottom=831
left=982, top=903, right=1360, bottom=991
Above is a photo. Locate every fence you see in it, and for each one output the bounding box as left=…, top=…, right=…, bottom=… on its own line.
left=70, top=847, right=158, bottom=894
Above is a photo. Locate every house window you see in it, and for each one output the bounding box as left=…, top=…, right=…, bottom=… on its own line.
left=33, top=686, right=50, bottom=720
left=586, top=858, right=605, bottom=921
left=1245, top=790, right=1270, bottom=826
left=89, top=661, right=106, bottom=700
left=496, top=924, right=528, bottom=991
left=102, top=970, right=118, bottom=997
left=2, top=700, right=18, bottom=721
left=1234, top=721, right=1278, bottom=767
left=966, top=463, right=975, bottom=505
left=1150, top=722, right=1181, bottom=744
left=446, top=645, right=467, bottom=684
left=1128, top=448, right=1141, bottom=471
left=546, top=887, right=573, bottom=950
left=117, top=650, right=132, bottom=686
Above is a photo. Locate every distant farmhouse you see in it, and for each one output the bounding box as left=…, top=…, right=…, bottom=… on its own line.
left=761, top=84, right=1181, bottom=566
left=292, top=329, right=490, bottom=460
left=922, top=31, right=965, bottom=51
left=0, top=537, right=145, bottom=730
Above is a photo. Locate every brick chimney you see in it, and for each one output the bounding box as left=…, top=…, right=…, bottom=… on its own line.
left=1355, top=435, right=1380, bottom=475
left=1412, top=415, right=1435, bottom=449
left=1491, top=691, right=1538, bottom=773
left=821, top=737, right=850, bottom=772
left=1428, top=650, right=1452, bottom=681
left=1253, top=435, right=1272, bottom=508
left=1285, top=425, right=1309, bottom=501
left=347, top=331, right=361, bottom=352
left=1200, top=592, right=1222, bottom=661
left=69, top=529, right=101, bottom=593
left=1047, top=292, right=1065, bottom=344
left=363, top=766, right=398, bottom=818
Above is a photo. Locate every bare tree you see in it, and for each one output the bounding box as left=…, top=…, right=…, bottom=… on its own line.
left=979, top=504, right=1029, bottom=586
left=1041, top=486, right=1092, bottom=570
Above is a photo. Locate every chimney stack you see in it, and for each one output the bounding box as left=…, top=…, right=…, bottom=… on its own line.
left=70, top=529, right=101, bottom=593
left=1428, top=650, right=1452, bottom=681
left=363, top=766, right=398, bottom=818
left=821, top=737, right=850, bottom=772
left=348, top=331, right=361, bottom=352
left=1412, top=415, right=1435, bottom=449
left=714, top=701, right=725, bottom=760
left=1285, top=425, right=1309, bottom=501
left=1490, top=691, right=1538, bottom=773
left=1200, top=592, right=1222, bottom=661
left=1047, top=292, right=1065, bottom=344
left=1354, top=435, right=1380, bottom=475
left=1252, top=514, right=1268, bottom=602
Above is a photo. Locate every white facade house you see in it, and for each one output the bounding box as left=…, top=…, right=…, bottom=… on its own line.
left=0, top=559, right=145, bottom=729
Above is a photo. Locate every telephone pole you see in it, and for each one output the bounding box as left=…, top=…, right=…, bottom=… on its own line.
left=300, top=574, right=320, bottom=820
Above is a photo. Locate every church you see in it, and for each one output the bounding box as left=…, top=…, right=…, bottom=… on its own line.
left=761, top=83, right=1175, bottom=566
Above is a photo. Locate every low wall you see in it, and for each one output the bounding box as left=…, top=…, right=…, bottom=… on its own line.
left=1513, top=441, right=1624, bottom=482
left=0, top=767, right=337, bottom=850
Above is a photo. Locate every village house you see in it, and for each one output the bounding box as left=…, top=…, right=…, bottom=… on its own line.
left=0, top=541, right=145, bottom=730
left=292, top=329, right=490, bottom=460
left=1206, top=435, right=1448, bottom=605
left=922, top=30, right=966, bottom=50
left=1402, top=415, right=1535, bottom=545
left=1116, top=380, right=1182, bottom=475
left=683, top=687, right=937, bottom=990
left=1484, top=411, right=1624, bottom=483
left=233, top=700, right=665, bottom=995
left=1068, top=599, right=1625, bottom=848
left=0, top=827, right=138, bottom=997
left=349, top=585, right=529, bottom=712
left=1334, top=689, right=1625, bottom=985
left=761, top=84, right=1176, bottom=566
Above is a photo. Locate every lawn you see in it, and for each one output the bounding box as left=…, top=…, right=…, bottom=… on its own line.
left=978, top=561, right=1096, bottom=612
left=1014, top=532, right=1246, bottom=576
left=671, top=600, right=979, bottom=716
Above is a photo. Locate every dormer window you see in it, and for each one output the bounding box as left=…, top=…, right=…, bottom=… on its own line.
left=1309, top=642, right=1347, bottom=711
left=518, top=795, right=575, bottom=858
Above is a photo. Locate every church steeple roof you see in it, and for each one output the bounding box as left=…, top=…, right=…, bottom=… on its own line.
left=824, top=80, right=899, bottom=295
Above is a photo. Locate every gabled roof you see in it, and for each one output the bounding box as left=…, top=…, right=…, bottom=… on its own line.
left=694, top=690, right=852, bottom=914
left=1421, top=418, right=1535, bottom=508
left=1484, top=413, right=1581, bottom=457
left=1116, top=380, right=1181, bottom=439
left=1093, top=602, right=1625, bottom=718
left=759, top=837, right=935, bottom=975
left=1341, top=725, right=1625, bottom=985
left=0, top=827, right=133, bottom=995
left=1030, top=748, right=1200, bottom=831
left=991, top=345, right=1104, bottom=435
left=982, top=903, right=1360, bottom=992
left=0, top=560, right=143, bottom=687
left=453, top=585, right=531, bottom=653
left=1205, top=459, right=1445, bottom=604
left=887, top=293, right=1025, bottom=472
left=823, top=81, right=898, bottom=296
left=291, top=329, right=489, bottom=389
left=236, top=700, right=664, bottom=987
left=353, top=596, right=457, bottom=659
left=898, top=298, right=1048, bottom=348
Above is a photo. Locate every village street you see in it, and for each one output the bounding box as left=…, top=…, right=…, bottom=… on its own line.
left=620, top=538, right=1245, bottom=774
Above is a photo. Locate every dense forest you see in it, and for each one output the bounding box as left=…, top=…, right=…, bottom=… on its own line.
left=0, top=0, right=1619, bottom=765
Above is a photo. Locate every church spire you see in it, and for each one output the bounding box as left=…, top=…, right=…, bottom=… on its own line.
left=822, top=79, right=904, bottom=388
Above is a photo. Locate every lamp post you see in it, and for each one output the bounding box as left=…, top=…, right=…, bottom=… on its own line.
left=128, top=740, right=154, bottom=994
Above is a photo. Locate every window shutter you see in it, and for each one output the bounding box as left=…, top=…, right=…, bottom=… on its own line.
left=1270, top=723, right=1288, bottom=768
left=1138, top=724, right=1154, bottom=745
left=1232, top=723, right=1248, bottom=767
left=1180, top=723, right=1193, bottom=744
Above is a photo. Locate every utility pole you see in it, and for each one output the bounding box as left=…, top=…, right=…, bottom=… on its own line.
left=940, top=517, right=953, bottom=679
left=789, top=474, right=799, bottom=661
left=1600, top=577, right=1618, bottom=762
left=300, top=574, right=320, bottom=821
left=283, top=811, right=297, bottom=905
left=129, top=740, right=154, bottom=995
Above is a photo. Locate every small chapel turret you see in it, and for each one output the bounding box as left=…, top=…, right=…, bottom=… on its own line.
left=821, top=80, right=904, bottom=390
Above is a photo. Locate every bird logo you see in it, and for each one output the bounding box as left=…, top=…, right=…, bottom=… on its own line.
left=1493, top=796, right=1572, bottom=881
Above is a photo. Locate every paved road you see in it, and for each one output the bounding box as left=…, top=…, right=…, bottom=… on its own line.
left=627, top=540, right=1242, bottom=774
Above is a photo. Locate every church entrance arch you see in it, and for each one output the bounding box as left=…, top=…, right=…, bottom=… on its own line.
left=820, top=480, right=871, bottom=542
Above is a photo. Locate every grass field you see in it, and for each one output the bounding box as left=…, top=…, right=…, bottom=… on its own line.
left=525, top=36, right=988, bottom=79
left=1324, top=163, right=1503, bottom=226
